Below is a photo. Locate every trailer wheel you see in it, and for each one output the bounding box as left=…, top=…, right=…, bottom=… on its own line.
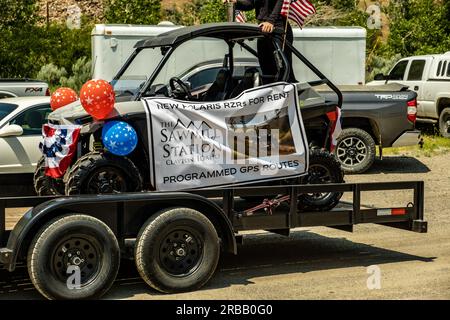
left=135, top=207, right=220, bottom=293
left=334, top=128, right=376, bottom=174
left=65, top=151, right=143, bottom=195
left=27, top=214, right=120, bottom=300
left=298, top=149, right=344, bottom=211
left=33, top=156, right=65, bottom=195
left=439, top=107, right=450, bottom=138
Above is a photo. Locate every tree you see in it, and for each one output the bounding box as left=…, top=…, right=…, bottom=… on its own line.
left=105, top=0, right=161, bottom=24
left=384, top=0, right=450, bottom=56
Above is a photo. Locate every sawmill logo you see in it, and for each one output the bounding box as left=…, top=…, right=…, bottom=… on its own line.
left=160, top=119, right=223, bottom=165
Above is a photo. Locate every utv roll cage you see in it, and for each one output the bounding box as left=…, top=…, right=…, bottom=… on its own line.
left=112, top=23, right=343, bottom=107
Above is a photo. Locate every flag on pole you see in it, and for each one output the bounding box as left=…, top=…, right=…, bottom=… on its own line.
left=235, top=10, right=247, bottom=23
left=281, top=0, right=316, bottom=27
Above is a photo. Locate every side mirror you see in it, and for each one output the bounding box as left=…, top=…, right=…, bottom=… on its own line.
left=0, top=124, right=24, bottom=137
left=374, top=73, right=386, bottom=81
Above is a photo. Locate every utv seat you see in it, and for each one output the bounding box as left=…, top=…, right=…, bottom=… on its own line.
left=202, top=68, right=232, bottom=101
left=229, top=68, right=261, bottom=98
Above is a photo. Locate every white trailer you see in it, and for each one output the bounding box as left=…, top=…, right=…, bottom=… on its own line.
left=91, top=24, right=366, bottom=85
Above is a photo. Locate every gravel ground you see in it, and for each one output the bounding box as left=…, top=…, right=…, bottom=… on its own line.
left=2, top=153, right=449, bottom=300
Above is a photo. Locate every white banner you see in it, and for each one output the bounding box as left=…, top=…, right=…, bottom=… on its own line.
left=143, top=82, right=309, bottom=191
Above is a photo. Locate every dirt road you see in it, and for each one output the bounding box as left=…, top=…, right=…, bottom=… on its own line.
left=1, top=153, right=449, bottom=299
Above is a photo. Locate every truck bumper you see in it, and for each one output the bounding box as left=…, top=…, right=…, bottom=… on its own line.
left=391, top=130, right=421, bottom=148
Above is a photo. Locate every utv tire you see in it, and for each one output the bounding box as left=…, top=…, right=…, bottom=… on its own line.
left=298, top=149, right=344, bottom=212
left=33, top=156, right=65, bottom=195
left=65, top=152, right=143, bottom=195
left=334, top=128, right=376, bottom=174
left=135, top=207, right=220, bottom=293
left=27, top=214, right=120, bottom=300
left=439, top=107, right=450, bottom=138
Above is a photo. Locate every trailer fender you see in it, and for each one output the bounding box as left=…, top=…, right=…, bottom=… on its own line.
left=3, top=193, right=237, bottom=272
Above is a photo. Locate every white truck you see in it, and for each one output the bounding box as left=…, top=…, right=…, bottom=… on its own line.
left=368, top=52, right=450, bottom=137
left=0, top=79, right=50, bottom=99
left=91, top=24, right=366, bottom=86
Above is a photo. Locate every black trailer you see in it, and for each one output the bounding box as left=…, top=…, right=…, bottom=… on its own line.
left=0, top=181, right=427, bottom=299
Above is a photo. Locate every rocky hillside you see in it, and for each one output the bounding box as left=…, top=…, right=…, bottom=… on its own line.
left=36, top=0, right=185, bottom=24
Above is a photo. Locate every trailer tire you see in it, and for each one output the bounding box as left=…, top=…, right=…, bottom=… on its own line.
left=135, top=207, right=220, bottom=293
left=33, top=156, right=65, bottom=195
left=65, top=151, right=143, bottom=195
left=439, top=107, right=450, bottom=138
left=334, top=128, right=376, bottom=174
left=27, top=214, right=120, bottom=300
left=298, top=149, right=344, bottom=211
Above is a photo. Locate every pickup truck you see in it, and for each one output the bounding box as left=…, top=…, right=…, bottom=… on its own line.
left=168, top=59, right=421, bottom=174
left=319, top=84, right=420, bottom=173
left=0, top=79, right=50, bottom=99
left=368, top=52, right=450, bottom=138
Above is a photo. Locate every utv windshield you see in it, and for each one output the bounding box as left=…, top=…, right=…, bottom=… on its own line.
left=112, top=47, right=164, bottom=96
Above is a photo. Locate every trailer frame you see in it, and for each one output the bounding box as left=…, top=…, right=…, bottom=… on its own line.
left=0, top=180, right=427, bottom=272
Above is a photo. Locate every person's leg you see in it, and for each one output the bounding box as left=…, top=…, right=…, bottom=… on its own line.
left=284, top=25, right=297, bottom=83
left=257, top=37, right=278, bottom=84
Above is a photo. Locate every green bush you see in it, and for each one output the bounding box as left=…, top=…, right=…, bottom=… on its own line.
left=60, top=57, right=92, bottom=91
left=105, top=0, right=161, bottom=24
left=36, top=63, right=68, bottom=88
left=162, top=0, right=256, bottom=25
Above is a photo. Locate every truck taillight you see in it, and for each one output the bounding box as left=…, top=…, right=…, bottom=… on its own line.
left=45, top=88, right=51, bottom=96
left=407, top=98, right=417, bottom=123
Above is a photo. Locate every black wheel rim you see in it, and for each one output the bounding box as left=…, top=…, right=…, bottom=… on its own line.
left=158, top=228, right=203, bottom=277
left=51, top=235, right=102, bottom=286
left=442, top=112, right=450, bottom=135
left=85, top=166, right=127, bottom=194
left=304, top=163, right=333, bottom=202
left=336, top=137, right=368, bottom=167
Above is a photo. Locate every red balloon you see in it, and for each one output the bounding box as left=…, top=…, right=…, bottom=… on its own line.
left=50, top=87, right=78, bottom=111
left=80, top=79, right=115, bottom=120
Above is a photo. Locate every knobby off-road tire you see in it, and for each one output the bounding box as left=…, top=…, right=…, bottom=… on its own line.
left=33, top=156, right=65, bottom=195
left=298, top=149, right=345, bottom=212
left=439, top=107, right=450, bottom=138
left=65, top=151, right=143, bottom=195
left=334, top=128, right=376, bottom=174
left=27, top=214, right=120, bottom=300
left=135, top=207, right=220, bottom=293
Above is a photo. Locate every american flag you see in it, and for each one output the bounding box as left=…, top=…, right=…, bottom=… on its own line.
left=281, top=0, right=316, bottom=28
left=235, top=10, right=247, bottom=23
left=39, top=124, right=82, bottom=178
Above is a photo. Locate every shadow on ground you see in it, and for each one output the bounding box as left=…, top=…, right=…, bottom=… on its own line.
left=105, top=230, right=434, bottom=299
left=361, top=156, right=430, bottom=175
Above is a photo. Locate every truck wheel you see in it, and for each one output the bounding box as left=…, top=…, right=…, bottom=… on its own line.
left=298, top=149, right=344, bottom=211
left=65, top=152, right=143, bottom=195
left=33, top=156, right=65, bottom=195
left=135, top=207, right=220, bottom=293
left=334, top=128, right=376, bottom=174
left=27, top=214, right=120, bottom=300
left=439, top=107, right=450, bottom=138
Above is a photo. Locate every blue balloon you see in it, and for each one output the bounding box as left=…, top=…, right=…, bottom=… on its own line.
left=102, top=121, right=138, bottom=156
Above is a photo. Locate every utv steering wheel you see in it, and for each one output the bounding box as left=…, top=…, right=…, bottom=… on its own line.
left=169, top=77, right=193, bottom=100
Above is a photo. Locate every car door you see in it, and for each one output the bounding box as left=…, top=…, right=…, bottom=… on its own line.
left=403, top=59, right=427, bottom=116
left=0, top=104, right=51, bottom=174
left=387, top=59, right=409, bottom=84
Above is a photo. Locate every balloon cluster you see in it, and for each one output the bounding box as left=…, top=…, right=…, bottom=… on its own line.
left=50, top=80, right=137, bottom=157
left=50, top=79, right=115, bottom=120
